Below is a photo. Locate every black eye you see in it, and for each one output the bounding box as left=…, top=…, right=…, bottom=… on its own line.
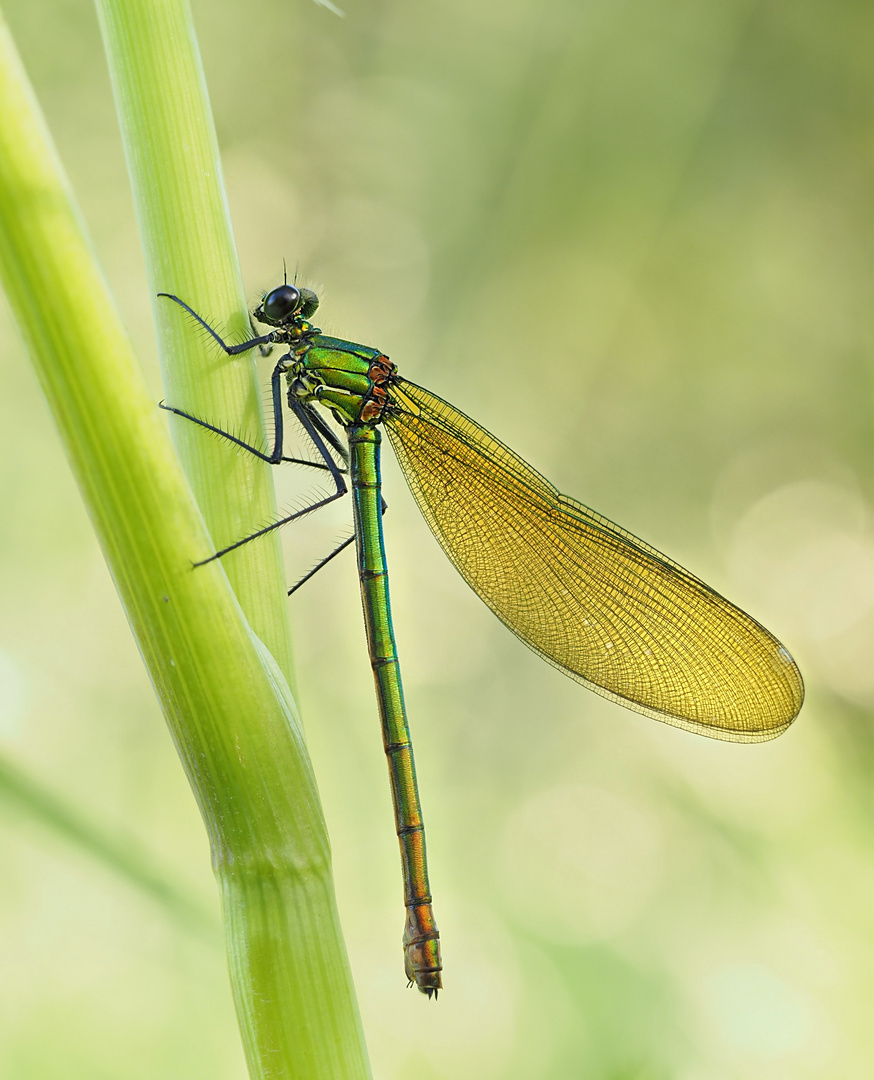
left=261, top=284, right=301, bottom=323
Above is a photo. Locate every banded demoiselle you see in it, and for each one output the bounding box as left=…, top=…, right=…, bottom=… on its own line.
left=159, top=283, right=804, bottom=997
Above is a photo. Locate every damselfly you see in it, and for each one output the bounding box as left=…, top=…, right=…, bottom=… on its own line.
left=159, top=283, right=804, bottom=997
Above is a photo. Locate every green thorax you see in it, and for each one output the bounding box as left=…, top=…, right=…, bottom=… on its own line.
left=286, top=330, right=395, bottom=427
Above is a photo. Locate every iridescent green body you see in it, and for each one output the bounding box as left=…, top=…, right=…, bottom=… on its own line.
left=288, top=331, right=442, bottom=994
left=160, top=281, right=804, bottom=1001
left=293, top=334, right=384, bottom=423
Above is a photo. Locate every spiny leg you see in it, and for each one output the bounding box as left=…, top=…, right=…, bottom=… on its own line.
left=287, top=535, right=356, bottom=596
left=193, top=398, right=349, bottom=566
left=161, top=345, right=295, bottom=464
left=159, top=400, right=336, bottom=472
left=159, top=291, right=291, bottom=465
left=158, top=291, right=352, bottom=566
left=252, top=318, right=274, bottom=358
left=160, top=341, right=346, bottom=475
left=305, top=399, right=348, bottom=464
left=159, top=293, right=346, bottom=471
left=287, top=497, right=387, bottom=596
left=158, top=293, right=276, bottom=355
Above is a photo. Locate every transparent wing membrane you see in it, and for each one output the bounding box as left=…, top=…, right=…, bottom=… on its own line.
left=385, top=378, right=803, bottom=742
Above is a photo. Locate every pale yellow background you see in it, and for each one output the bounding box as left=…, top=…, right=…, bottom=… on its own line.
left=0, top=0, right=868, bottom=1076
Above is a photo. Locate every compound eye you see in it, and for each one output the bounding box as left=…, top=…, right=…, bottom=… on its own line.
left=298, top=287, right=320, bottom=319
left=262, top=284, right=301, bottom=323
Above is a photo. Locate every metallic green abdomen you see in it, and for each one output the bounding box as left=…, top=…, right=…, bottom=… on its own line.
left=349, top=425, right=442, bottom=995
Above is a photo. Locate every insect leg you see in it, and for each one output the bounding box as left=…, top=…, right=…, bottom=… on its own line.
left=251, top=318, right=274, bottom=357
left=160, top=362, right=344, bottom=474
left=287, top=496, right=387, bottom=595
left=287, top=535, right=356, bottom=596
left=158, top=293, right=276, bottom=354
left=193, top=397, right=349, bottom=567
left=304, top=402, right=349, bottom=466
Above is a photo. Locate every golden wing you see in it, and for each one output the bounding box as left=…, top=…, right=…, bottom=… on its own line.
left=384, top=378, right=803, bottom=741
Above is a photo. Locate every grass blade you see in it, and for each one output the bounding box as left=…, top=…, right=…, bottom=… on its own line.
left=0, top=5, right=371, bottom=1075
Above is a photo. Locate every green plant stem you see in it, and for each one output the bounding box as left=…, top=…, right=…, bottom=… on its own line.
left=95, top=0, right=296, bottom=690
left=0, top=5, right=370, bottom=1076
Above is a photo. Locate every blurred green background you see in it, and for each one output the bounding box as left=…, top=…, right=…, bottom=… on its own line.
left=0, top=0, right=872, bottom=1075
